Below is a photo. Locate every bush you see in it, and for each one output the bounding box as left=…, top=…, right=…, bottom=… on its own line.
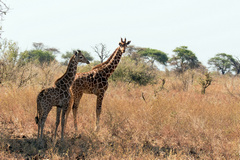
left=111, top=56, right=158, bottom=85
left=18, top=50, right=55, bottom=66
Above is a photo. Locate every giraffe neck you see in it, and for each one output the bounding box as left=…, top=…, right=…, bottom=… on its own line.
left=54, top=56, right=78, bottom=89
left=101, top=47, right=123, bottom=79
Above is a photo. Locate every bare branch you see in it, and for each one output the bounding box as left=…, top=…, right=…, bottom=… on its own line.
left=45, top=47, right=60, bottom=54
left=0, top=0, right=9, bottom=19
left=92, top=43, right=110, bottom=63
left=33, top=42, right=44, bottom=50
left=0, top=1, right=9, bottom=38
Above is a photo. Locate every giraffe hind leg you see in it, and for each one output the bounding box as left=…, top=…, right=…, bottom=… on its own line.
left=36, top=102, right=41, bottom=140
left=60, top=105, right=68, bottom=142
left=72, top=103, right=78, bottom=133
left=95, top=94, right=104, bottom=132
left=54, top=107, right=61, bottom=140
left=72, top=92, right=83, bottom=133
left=65, top=96, right=74, bottom=129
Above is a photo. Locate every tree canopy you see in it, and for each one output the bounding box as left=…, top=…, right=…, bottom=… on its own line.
left=168, top=46, right=200, bottom=73
left=137, top=48, right=168, bottom=67
left=208, top=53, right=240, bottom=75
left=18, top=50, right=55, bottom=65
left=18, top=43, right=61, bottom=66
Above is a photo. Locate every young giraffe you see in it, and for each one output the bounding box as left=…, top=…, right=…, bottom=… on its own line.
left=35, top=50, right=90, bottom=145
left=69, top=38, right=131, bottom=131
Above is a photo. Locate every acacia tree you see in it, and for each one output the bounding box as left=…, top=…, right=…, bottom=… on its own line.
left=18, top=43, right=56, bottom=65
left=208, top=53, right=232, bottom=75
left=208, top=53, right=240, bottom=75
left=33, top=42, right=60, bottom=54
left=32, top=42, right=45, bottom=50
left=169, top=46, right=200, bottom=73
left=137, top=48, right=168, bottom=68
left=19, top=50, right=55, bottom=65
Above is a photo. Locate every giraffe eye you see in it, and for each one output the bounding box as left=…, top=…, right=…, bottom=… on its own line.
left=79, top=56, right=82, bottom=58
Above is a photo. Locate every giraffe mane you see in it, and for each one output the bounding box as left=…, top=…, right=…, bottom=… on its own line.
left=91, top=47, right=120, bottom=70
left=54, top=55, right=75, bottom=86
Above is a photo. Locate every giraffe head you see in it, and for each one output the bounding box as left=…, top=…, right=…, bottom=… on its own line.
left=73, top=50, right=90, bottom=64
left=119, top=38, right=131, bottom=53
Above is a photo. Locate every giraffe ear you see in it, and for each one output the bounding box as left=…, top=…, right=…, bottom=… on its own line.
left=127, top=41, right=131, bottom=45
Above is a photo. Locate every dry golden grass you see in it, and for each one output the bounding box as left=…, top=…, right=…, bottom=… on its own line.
left=0, top=71, right=240, bottom=159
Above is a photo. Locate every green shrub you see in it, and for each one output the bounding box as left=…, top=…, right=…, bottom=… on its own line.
left=111, top=56, right=158, bottom=85
left=18, top=50, right=55, bottom=66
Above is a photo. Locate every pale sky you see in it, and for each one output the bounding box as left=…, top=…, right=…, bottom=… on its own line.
left=2, top=0, right=240, bottom=66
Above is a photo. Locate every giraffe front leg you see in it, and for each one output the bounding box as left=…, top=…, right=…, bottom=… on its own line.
left=39, top=113, right=48, bottom=147
left=38, top=106, right=51, bottom=148
left=95, top=94, right=104, bottom=132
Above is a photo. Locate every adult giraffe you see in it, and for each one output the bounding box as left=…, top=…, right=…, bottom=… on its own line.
left=35, top=50, right=89, bottom=146
left=69, top=38, right=131, bottom=131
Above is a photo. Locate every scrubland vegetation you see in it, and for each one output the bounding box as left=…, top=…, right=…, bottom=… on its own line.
left=0, top=59, right=240, bottom=159
left=1, top=1, right=240, bottom=159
